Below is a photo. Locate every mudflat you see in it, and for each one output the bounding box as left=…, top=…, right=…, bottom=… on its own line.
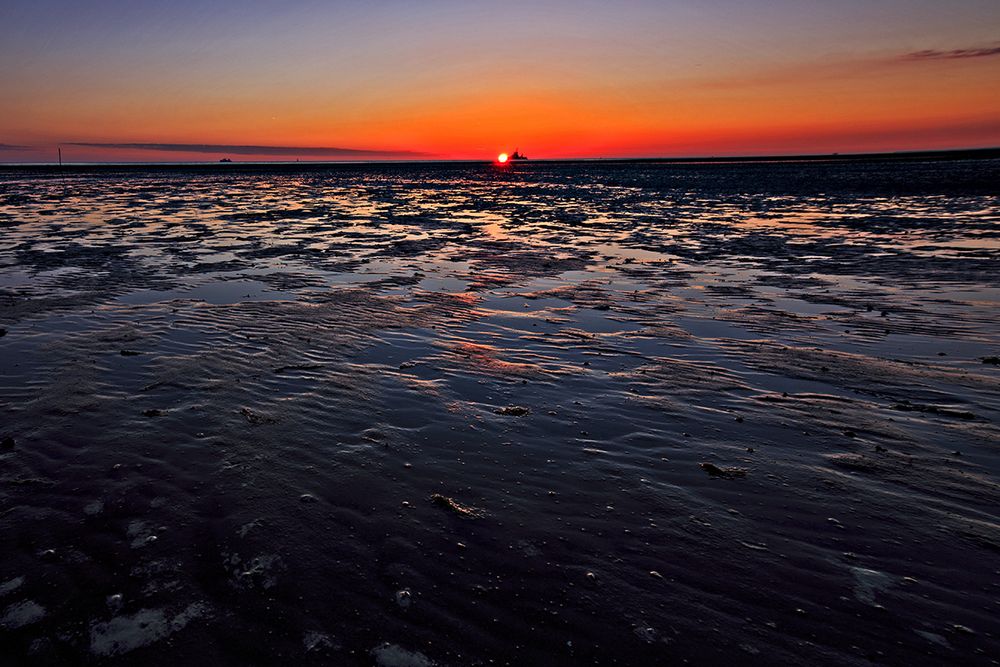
left=1, top=158, right=998, bottom=665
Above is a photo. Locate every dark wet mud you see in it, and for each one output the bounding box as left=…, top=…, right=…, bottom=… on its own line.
left=1, top=159, right=999, bottom=665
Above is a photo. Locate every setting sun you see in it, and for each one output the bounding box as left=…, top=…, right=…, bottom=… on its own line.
left=497, top=153, right=509, bottom=163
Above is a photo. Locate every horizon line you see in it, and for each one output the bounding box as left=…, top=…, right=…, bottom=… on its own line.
left=2, top=146, right=999, bottom=170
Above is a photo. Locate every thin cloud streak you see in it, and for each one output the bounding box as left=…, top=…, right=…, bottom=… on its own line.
left=68, top=143, right=428, bottom=157
left=0, top=143, right=30, bottom=151
left=901, top=45, right=1000, bottom=61
left=693, top=43, right=1000, bottom=90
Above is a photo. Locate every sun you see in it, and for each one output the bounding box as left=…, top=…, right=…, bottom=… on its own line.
left=497, top=152, right=509, bottom=163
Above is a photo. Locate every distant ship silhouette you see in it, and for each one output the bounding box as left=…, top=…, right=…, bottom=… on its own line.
left=509, top=148, right=528, bottom=160
left=219, top=158, right=232, bottom=163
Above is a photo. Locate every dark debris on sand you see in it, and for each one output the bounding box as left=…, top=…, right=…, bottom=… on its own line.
left=240, top=407, right=278, bottom=425
left=429, top=493, right=485, bottom=518
left=700, top=462, right=748, bottom=479
left=494, top=405, right=530, bottom=416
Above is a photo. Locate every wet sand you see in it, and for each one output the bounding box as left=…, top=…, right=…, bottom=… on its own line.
left=1, top=159, right=999, bottom=665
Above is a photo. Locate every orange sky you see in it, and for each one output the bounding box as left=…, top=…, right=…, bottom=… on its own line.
left=2, top=1, right=999, bottom=161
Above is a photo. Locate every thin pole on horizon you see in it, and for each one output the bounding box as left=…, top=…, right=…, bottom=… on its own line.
left=58, top=147, right=62, bottom=166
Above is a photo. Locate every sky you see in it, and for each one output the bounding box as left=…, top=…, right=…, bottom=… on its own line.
left=1, top=0, right=999, bottom=162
